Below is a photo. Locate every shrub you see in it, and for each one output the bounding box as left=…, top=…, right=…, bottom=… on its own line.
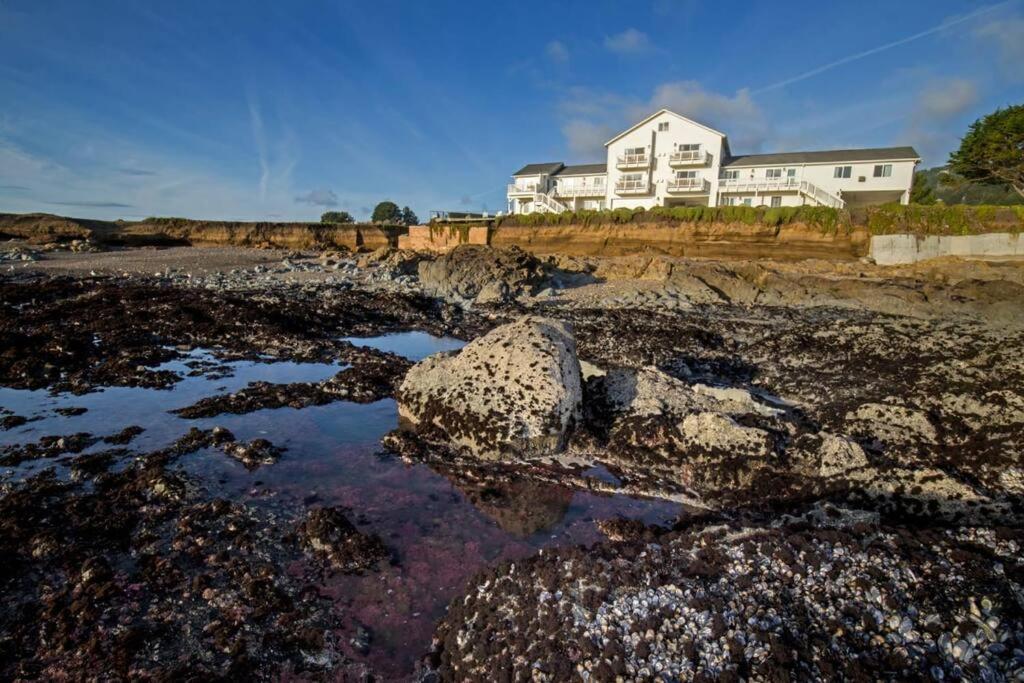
left=866, top=204, right=1024, bottom=236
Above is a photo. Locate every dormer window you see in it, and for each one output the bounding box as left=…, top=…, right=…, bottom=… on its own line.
left=658, top=122, right=669, bottom=131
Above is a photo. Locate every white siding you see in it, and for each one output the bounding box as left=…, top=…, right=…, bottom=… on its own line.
left=606, top=111, right=724, bottom=209
left=505, top=109, right=918, bottom=214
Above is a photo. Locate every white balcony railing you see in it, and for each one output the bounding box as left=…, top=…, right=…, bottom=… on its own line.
left=669, top=150, right=708, bottom=166
left=507, top=183, right=539, bottom=195
left=554, top=184, right=606, bottom=198
left=615, top=179, right=650, bottom=194
left=718, top=177, right=844, bottom=208
left=666, top=177, right=711, bottom=193
left=718, top=177, right=800, bottom=192
left=616, top=154, right=650, bottom=169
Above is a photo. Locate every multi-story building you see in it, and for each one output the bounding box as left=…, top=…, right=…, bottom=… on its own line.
left=507, top=109, right=920, bottom=214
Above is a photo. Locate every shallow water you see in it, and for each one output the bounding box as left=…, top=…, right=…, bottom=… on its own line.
left=341, top=330, right=467, bottom=361
left=0, top=334, right=681, bottom=678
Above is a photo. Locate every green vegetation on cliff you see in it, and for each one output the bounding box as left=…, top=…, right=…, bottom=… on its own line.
left=497, top=205, right=847, bottom=232
left=865, top=204, right=1024, bottom=236
left=492, top=204, right=1024, bottom=237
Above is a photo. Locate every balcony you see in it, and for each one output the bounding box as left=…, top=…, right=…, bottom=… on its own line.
left=616, top=153, right=650, bottom=169
left=553, top=184, right=606, bottom=198
left=507, top=183, right=539, bottom=196
left=718, top=177, right=799, bottom=192
left=666, top=177, right=710, bottom=193
left=614, top=179, right=651, bottom=194
left=669, top=150, right=708, bottom=167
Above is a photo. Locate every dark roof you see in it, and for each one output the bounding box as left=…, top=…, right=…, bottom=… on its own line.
left=512, top=162, right=564, bottom=176
left=723, top=146, right=920, bottom=167
left=553, top=163, right=607, bottom=176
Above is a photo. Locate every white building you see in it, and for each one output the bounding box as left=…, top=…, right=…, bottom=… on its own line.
left=507, top=109, right=920, bottom=214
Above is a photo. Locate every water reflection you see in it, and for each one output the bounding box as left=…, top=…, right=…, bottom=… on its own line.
left=0, top=333, right=680, bottom=677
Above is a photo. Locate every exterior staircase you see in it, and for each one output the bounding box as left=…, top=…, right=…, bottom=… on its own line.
left=797, top=180, right=845, bottom=208
left=532, top=192, right=569, bottom=214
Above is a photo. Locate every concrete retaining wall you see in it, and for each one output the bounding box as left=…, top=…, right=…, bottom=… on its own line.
left=871, top=233, right=1024, bottom=265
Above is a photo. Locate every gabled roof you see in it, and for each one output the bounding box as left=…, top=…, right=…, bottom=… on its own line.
left=512, top=162, right=564, bottom=176
left=723, top=146, right=920, bottom=167
left=604, top=109, right=726, bottom=146
left=552, top=163, right=607, bottom=176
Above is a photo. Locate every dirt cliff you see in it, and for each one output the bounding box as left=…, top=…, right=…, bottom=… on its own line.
left=490, top=222, right=870, bottom=260
left=0, top=213, right=403, bottom=251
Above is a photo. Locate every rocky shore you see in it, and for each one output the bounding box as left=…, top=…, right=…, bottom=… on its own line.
left=1, top=238, right=1022, bottom=680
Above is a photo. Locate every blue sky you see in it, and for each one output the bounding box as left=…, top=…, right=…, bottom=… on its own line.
left=1, top=0, right=1022, bottom=221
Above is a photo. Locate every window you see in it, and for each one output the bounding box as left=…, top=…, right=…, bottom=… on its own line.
left=675, top=170, right=697, bottom=179
left=626, top=147, right=645, bottom=156
left=622, top=172, right=643, bottom=182
left=873, top=164, right=892, bottom=178
left=658, top=122, right=669, bottom=132
left=678, top=143, right=700, bottom=151
left=722, top=197, right=738, bottom=206
left=834, top=166, right=852, bottom=179
left=787, top=168, right=797, bottom=178
left=721, top=169, right=739, bottom=180
left=770, top=196, right=782, bottom=207
left=742, top=198, right=752, bottom=206
left=766, top=168, right=782, bottom=179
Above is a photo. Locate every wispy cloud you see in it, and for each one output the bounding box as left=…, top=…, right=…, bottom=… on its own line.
left=643, top=81, right=767, bottom=149
left=559, top=81, right=769, bottom=157
left=46, top=200, right=134, bottom=208
left=0, top=184, right=30, bottom=191
left=561, top=120, right=615, bottom=158
left=545, top=40, right=569, bottom=63
left=117, top=166, right=157, bottom=176
left=751, top=2, right=1009, bottom=94
left=916, top=78, right=980, bottom=121
left=247, top=94, right=271, bottom=202
left=604, top=28, right=651, bottom=55
left=973, top=16, right=1024, bottom=80
left=294, top=188, right=338, bottom=206
left=907, top=78, right=982, bottom=164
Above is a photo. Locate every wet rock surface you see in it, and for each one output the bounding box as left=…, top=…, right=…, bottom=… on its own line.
left=0, top=273, right=480, bottom=394
left=432, top=520, right=1024, bottom=681
left=416, top=245, right=548, bottom=304
left=297, top=506, right=389, bottom=572
left=398, top=317, right=582, bottom=460
left=0, top=429, right=375, bottom=680
left=2, top=245, right=1023, bottom=680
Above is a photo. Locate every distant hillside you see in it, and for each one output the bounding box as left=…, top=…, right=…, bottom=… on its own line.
left=914, top=167, right=1023, bottom=206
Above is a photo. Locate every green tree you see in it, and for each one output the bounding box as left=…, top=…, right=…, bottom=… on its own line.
left=399, top=206, right=419, bottom=226
left=909, top=171, right=936, bottom=205
left=371, top=201, right=402, bottom=224
left=320, top=211, right=355, bottom=224
left=948, top=104, right=1024, bottom=199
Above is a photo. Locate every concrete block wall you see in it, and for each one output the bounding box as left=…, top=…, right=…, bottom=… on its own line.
left=871, top=233, right=1024, bottom=265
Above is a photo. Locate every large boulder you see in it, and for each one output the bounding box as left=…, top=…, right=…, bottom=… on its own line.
left=416, top=245, right=547, bottom=304
left=397, top=317, right=582, bottom=460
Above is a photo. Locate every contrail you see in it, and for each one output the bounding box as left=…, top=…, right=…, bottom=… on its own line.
left=751, top=1, right=1011, bottom=95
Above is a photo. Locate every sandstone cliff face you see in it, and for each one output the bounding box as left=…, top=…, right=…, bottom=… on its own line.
left=0, top=213, right=403, bottom=250
left=490, top=222, right=870, bottom=260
